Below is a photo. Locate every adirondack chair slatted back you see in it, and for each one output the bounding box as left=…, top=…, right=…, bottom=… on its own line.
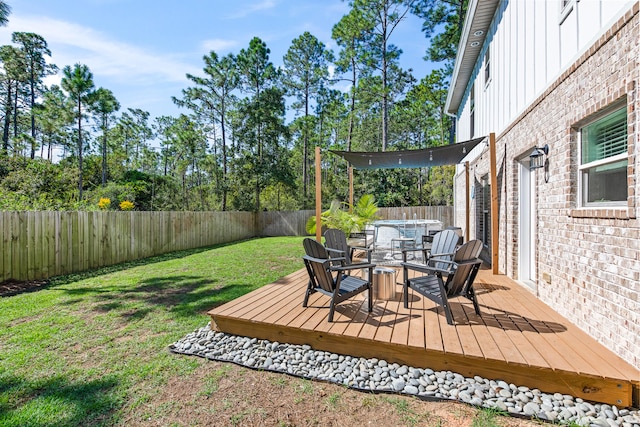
left=324, top=229, right=352, bottom=265
left=445, top=240, right=483, bottom=296
left=303, top=237, right=328, bottom=258
left=430, top=229, right=460, bottom=270
left=303, top=238, right=337, bottom=294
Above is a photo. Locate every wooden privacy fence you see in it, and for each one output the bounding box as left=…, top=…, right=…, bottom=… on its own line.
left=1, top=211, right=256, bottom=282
left=259, top=210, right=314, bottom=236
left=377, top=206, right=454, bottom=225
left=258, top=206, right=454, bottom=236
left=1, top=206, right=453, bottom=282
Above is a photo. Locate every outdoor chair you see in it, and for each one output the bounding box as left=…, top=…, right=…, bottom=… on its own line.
left=444, top=226, right=464, bottom=246
left=324, top=228, right=373, bottom=267
left=347, top=228, right=374, bottom=250
left=401, top=239, right=483, bottom=325
left=391, top=220, right=418, bottom=259
left=402, top=228, right=459, bottom=268
left=302, top=238, right=374, bottom=322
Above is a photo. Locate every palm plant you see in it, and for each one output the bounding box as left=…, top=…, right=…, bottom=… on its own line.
left=306, top=194, right=379, bottom=235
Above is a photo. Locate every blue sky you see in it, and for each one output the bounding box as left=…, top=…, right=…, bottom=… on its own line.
left=0, top=0, right=437, bottom=122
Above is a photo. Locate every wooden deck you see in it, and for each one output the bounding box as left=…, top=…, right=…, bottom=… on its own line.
left=208, top=267, right=640, bottom=407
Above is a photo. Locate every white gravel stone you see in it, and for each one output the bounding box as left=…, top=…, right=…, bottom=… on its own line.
left=171, top=324, right=640, bottom=426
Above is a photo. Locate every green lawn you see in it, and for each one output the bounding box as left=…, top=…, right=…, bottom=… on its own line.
left=0, top=236, right=305, bottom=427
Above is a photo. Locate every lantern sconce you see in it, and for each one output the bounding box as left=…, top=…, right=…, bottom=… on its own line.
left=529, top=144, right=549, bottom=182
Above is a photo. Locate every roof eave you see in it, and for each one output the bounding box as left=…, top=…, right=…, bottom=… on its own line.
left=445, top=0, right=501, bottom=117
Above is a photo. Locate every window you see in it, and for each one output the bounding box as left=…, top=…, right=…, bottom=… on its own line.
left=579, top=106, right=628, bottom=206
left=484, top=48, right=491, bottom=85
left=560, top=0, right=575, bottom=23
left=481, top=176, right=490, bottom=246
left=470, top=83, right=475, bottom=138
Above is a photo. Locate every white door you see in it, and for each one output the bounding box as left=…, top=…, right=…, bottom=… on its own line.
left=518, top=162, right=537, bottom=290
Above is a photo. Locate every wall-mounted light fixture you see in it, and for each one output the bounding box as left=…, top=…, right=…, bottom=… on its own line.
left=529, top=144, right=548, bottom=170
left=529, top=144, right=550, bottom=183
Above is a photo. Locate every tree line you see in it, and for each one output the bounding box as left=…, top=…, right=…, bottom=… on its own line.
left=0, top=0, right=468, bottom=212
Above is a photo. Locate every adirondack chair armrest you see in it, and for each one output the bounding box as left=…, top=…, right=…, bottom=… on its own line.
left=331, top=262, right=375, bottom=273
left=429, top=251, right=455, bottom=259
left=425, top=257, right=456, bottom=268
left=455, top=259, right=483, bottom=267
left=304, top=255, right=346, bottom=265
left=401, top=261, right=437, bottom=275
left=325, top=247, right=346, bottom=257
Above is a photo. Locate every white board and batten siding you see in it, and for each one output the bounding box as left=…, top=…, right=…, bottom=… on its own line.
left=456, top=0, right=637, bottom=143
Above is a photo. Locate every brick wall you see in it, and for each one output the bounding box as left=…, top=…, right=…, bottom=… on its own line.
left=456, top=3, right=640, bottom=369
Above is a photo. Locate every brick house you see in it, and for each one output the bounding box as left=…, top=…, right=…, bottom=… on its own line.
left=446, top=0, right=639, bottom=370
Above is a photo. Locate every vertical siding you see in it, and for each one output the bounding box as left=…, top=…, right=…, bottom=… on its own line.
left=546, top=1, right=561, bottom=81
left=534, top=1, right=548, bottom=92
left=458, top=0, right=634, bottom=140
left=559, top=1, right=578, bottom=66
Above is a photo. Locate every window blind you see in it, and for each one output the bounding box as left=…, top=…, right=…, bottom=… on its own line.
left=582, top=107, right=627, bottom=163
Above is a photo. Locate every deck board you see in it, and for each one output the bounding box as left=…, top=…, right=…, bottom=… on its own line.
left=477, top=283, right=553, bottom=369
left=209, top=267, right=640, bottom=407
left=495, top=284, right=598, bottom=376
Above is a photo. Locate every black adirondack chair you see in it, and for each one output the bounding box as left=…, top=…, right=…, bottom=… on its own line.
left=402, top=228, right=460, bottom=268
left=402, top=239, right=483, bottom=325
left=302, top=238, right=374, bottom=322
left=324, top=228, right=373, bottom=266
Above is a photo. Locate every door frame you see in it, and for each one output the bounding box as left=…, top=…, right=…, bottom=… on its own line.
left=518, top=161, right=537, bottom=291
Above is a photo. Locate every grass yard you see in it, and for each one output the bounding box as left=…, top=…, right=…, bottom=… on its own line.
left=0, top=236, right=540, bottom=427
left=0, top=237, right=303, bottom=426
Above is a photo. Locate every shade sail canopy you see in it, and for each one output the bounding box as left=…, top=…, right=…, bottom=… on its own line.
left=331, top=137, right=486, bottom=169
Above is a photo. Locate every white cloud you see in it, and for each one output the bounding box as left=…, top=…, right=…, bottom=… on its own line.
left=200, top=38, right=240, bottom=54
left=225, top=0, right=278, bottom=19
left=0, top=15, right=200, bottom=85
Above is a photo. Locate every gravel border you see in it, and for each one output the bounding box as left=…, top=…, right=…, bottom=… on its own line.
left=170, top=324, right=640, bottom=426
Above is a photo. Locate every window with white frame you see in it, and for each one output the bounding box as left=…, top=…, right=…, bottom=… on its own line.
left=469, top=83, right=475, bottom=138
left=579, top=106, right=628, bottom=206
left=560, top=0, right=575, bottom=23
left=484, top=48, right=491, bottom=85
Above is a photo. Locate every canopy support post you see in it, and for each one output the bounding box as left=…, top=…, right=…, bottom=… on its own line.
left=315, top=146, right=322, bottom=242
left=489, top=133, right=499, bottom=274
left=465, top=161, right=470, bottom=243
left=348, top=166, right=354, bottom=213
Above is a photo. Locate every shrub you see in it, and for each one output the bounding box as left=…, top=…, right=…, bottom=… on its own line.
left=306, top=194, right=380, bottom=235
left=98, top=197, right=111, bottom=210
left=119, top=200, right=134, bottom=211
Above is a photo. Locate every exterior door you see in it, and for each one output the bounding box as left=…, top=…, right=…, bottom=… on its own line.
left=518, top=162, right=537, bottom=290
